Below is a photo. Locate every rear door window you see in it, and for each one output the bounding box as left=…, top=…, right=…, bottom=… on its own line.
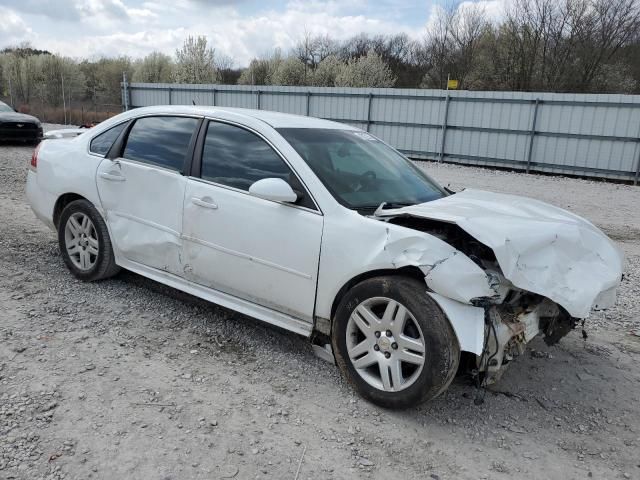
left=122, top=116, right=199, bottom=172
left=90, top=122, right=127, bottom=156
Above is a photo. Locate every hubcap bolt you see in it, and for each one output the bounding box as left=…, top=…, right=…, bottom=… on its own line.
left=391, top=342, right=398, bottom=349
left=374, top=331, right=381, bottom=338
left=373, top=344, right=380, bottom=351
left=385, top=330, right=392, bottom=337
left=384, top=352, right=391, bottom=359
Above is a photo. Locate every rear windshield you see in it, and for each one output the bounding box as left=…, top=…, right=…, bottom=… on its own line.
left=278, top=128, right=445, bottom=211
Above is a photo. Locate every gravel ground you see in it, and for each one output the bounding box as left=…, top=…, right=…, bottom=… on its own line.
left=0, top=126, right=639, bottom=480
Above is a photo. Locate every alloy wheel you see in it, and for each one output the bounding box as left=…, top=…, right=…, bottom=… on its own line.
left=346, top=296, right=426, bottom=392
left=64, top=212, right=99, bottom=271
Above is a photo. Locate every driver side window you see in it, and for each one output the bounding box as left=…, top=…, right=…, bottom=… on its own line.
left=200, top=121, right=316, bottom=210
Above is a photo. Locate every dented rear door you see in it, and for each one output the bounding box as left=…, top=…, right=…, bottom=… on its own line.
left=95, top=115, right=200, bottom=276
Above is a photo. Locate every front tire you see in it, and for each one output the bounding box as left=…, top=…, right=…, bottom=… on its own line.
left=58, top=199, right=120, bottom=281
left=332, top=276, right=460, bottom=409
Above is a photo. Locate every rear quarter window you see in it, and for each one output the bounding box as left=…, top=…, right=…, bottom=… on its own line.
left=89, top=122, right=127, bottom=156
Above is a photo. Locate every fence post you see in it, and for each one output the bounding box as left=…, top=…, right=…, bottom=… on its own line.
left=122, top=72, right=129, bottom=111
left=213, top=88, right=217, bottom=107
left=634, top=140, right=640, bottom=186
left=526, top=98, right=540, bottom=174
left=168, top=86, right=172, bottom=105
left=306, top=92, right=311, bottom=116
left=256, top=90, right=261, bottom=110
left=439, top=93, right=451, bottom=162
left=366, top=93, right=374, bottom=132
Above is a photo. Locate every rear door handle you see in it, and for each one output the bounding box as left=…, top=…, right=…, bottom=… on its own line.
left=99, top=172, right=126, bottom=182
left=192, top=197, right=218, bottom=210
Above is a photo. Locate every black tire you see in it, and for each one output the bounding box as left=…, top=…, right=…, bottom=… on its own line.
left=332, top=275, right=460, bottom=409
left=57, top=199, right=120, bottom=281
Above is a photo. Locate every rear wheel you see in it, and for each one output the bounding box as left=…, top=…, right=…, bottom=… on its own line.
left=332, top=276, right=460, bottom=409
left=58, top=199, right=120, bottom=281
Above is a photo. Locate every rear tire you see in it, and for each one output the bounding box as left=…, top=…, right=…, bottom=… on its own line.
left=58, top=199, right=120, bottom=281
left=332, top=276, right=460, bottom=409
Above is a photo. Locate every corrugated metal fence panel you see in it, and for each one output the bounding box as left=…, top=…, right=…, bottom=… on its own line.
left=126, top=83, right=640, bottom=183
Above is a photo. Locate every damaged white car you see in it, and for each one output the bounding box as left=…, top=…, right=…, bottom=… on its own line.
left=26, top=106, right=624, bottom=408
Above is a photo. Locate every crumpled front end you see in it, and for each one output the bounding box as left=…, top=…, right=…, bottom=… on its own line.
left=374, top=189, right=624, bottom=383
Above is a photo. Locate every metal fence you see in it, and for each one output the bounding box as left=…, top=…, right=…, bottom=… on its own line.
left=124, top=83, right=640, bottom=184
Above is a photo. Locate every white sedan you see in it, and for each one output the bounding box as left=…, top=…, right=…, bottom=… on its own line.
left=26, top=106, right=624, bottom=408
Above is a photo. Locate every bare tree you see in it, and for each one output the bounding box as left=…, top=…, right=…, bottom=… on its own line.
left=214, top=53, right=235, bottom=84
left=573, top=0, right=640, bottom=89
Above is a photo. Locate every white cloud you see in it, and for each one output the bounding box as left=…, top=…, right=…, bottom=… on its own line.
left=0, top=7, right=33, bottom=45
left=16, top=1, right=425, bottom=65
left=0, top=0, right=510, bottom=66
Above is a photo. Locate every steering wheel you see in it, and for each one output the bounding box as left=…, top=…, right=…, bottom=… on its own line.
left=361, top=170, right=376, bottom=182
left=350, top=170, right=377, bottom=191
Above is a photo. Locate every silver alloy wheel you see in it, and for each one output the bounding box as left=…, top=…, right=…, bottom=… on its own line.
left=64, top=212, right=99, bottom=271
left=346, top=296, right=426, bottom=392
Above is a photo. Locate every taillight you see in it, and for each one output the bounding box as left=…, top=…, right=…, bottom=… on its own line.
left=30, top=142, right=41, bottom=171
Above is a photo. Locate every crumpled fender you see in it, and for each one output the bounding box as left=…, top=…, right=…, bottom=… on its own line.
left=381, top=226, right=495, bottom=303
left=371, top=226, right=493, bottom=355
left=372, top=226, right=492, bottom=355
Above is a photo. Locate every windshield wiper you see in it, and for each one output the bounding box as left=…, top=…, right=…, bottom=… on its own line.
left=372, top=201, right=415, bottom=216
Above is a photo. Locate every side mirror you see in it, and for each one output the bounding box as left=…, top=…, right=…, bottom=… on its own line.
left=249, top=178, right=298, bottom=203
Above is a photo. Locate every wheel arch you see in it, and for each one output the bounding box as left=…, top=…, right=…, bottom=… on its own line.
left=325, top=268, right=485, bottom=357
left=329, top=266, right=425, bottom=322
left=53, top=193, right=88, bottom=230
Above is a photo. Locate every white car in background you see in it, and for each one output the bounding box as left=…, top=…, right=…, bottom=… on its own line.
left=26, top=106, right=623, bottom=408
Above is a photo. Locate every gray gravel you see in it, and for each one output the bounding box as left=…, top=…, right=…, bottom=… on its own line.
left=0, top=126, right=639, bottom=479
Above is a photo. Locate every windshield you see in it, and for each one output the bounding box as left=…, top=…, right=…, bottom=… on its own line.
left=278, top=128, right=446, bottom=211
left=0, top=103, right=14, bottom=113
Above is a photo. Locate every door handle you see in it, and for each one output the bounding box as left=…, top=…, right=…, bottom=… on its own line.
left=192, top=197, right=218, bottom=210
left=99, top=172, right=126, bottom=182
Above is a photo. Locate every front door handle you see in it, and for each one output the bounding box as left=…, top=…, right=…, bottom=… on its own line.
left=192, top=197, right=218, bottom=210
left=99, top=172, right=125, bottom=182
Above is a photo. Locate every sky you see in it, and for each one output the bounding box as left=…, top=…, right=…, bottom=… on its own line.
left=0, top=0, right=505, bottom=67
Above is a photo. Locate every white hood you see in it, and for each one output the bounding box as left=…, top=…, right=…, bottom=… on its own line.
left=377, top=189, right=624, bottom=318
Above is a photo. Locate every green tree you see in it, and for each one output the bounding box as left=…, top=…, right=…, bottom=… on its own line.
left=173, top=36, right=219, bottom=84
left=133, top=52, right=174, bottom=83
left=270, top=57, right=306, bottom=86
left=334, top=52, right=396, bottom=88
left=309, top=55, right=343, bottom=86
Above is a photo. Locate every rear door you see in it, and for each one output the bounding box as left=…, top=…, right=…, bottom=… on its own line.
left=182, top=120, right=323, bottom=321
left=96, top=115, right=200, bottom=276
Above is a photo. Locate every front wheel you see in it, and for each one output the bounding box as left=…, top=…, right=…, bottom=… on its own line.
left=58, top=199, right=120, bottom=281
left=332, top=276, right=460, bottom=409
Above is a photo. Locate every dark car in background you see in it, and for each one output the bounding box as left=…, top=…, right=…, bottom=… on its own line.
left=0, top=101, right=43, bottom=144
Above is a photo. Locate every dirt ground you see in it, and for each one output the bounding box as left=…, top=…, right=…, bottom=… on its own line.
left=1, top=129, right=639, bottom=480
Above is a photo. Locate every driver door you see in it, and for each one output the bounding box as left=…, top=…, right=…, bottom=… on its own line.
left=182, top=120, right=323, bottom=322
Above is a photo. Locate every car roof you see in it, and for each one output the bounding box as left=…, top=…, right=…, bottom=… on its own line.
left=127, top=105, right=359, bottom=130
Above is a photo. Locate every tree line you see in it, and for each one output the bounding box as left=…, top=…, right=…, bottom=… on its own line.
left=1, top=0, right=638, bottom=122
